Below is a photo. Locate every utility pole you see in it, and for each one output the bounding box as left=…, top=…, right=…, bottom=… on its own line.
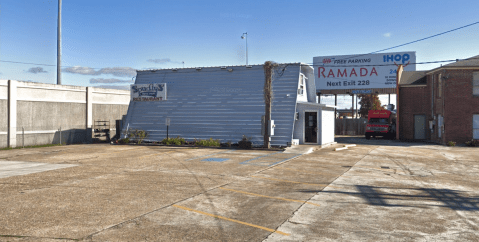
left=241, top=32, right=248, bottom=65
left=396, top=64, right=404, bottom=140
left=263, top=61, right=274, bottom=148
left=57, top=0, right=62, bottom=85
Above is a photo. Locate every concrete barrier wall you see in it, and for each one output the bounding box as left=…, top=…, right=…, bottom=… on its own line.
left=0, top=100, right=7, bottom=148
left=1, top=80, right=130, bottom=148
left=0, top=80, right=8, bottom=147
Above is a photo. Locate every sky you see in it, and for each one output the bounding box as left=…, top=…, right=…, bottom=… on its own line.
left=1, top=0, right=479, bottom=109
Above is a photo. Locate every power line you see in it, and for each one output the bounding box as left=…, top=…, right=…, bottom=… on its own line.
left=306, top=57, right=479, bottom=67
left=1, top=60, right=57, bottom=67
left=2, top=57, right=477, bottom=74
left=333, top=21, right=479, bottom=61
left=2, top=21, right=478, bottom=73
left=370, top=21, right=479, bottom=54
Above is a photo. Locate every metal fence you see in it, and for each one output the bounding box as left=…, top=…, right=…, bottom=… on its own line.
left=335, top=118, right=367, bottom=136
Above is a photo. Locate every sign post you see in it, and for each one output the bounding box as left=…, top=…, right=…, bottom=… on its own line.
left=165, top=118, right=170, bottom=140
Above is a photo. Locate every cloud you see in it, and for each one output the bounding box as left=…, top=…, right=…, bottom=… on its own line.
left=27, top=67, right=48, bottom=74
left=147, top=58, right=172, bottom=64
left=90, top=78, right=134, bottom=84
left=383, top=32, right=392, bottom=38
left=63, top=66, right=136, bottom=77
left=94, top=85, right=130, bottom=90
left=98, top=67, right=137, bottom=77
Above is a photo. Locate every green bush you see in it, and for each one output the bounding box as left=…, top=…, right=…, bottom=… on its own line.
left=161, top=136, right=186, bottom=145
left=238, top=135, right=252, bottom=149
left=132, top=129, right=149, bottom=144
left=447, top=141, right=456, bottom=146
left=195, top=138, right=221, bottom=147
left=465, top=139, right=479, bottom=147
left=119, top=138, right=130, bottom=144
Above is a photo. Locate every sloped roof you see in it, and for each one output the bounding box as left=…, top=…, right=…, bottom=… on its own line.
left=136, top=62, right=306, bottom=72
left=399, top=71, right=427, bottom=85
left=442, top=55, right=479, bottom=67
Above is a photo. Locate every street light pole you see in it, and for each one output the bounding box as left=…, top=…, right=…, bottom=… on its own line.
left=241, top=32, right=248, bottom=65
left=57, top=0, right=62, bottom=85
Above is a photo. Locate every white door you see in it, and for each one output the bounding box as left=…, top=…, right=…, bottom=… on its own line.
left=474, top=115, right=479, bottom=139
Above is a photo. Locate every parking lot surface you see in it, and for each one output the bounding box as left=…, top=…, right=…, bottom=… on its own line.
left=0, top=137, right=478, bottom=241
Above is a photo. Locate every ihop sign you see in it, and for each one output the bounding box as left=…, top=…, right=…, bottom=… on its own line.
left=131, top=83, right=167, bottom=101
left=314, top=51, right=416, bottom=90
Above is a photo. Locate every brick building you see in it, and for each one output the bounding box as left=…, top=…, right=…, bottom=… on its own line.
left=398, top=55, right=479, bottom=144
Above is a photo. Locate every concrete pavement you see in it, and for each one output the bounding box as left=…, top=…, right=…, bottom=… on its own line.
left=0, top=138, right=478, bottom=241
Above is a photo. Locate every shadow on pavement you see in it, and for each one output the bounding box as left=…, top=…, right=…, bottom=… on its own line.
left=335, top=136, right=444, bottom=148
left=299, top=185, right=479, bottom=211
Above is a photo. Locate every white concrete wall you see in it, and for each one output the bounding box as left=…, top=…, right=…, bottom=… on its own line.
left=1, top=80, right=130, bottom=148
left=0, top=80, right=8, bottom=148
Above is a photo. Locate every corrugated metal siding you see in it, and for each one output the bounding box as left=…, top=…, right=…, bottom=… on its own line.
left=270, top=64, right=302, bottom=146
left=122, top=64, right=303, bottom=146
left=301, top=64, right=317, bottom=103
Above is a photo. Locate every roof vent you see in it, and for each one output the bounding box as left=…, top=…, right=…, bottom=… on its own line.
left=246, top=65, right=252, bottom=68
left=221, top=66, right=227, bottom=69
left=228, top=69, right=233, bottom=72
left=196, top=67, right=202, bottom=71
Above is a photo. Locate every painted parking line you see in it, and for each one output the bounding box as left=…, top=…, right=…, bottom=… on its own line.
left=239, top=152, right=283, bottom=165
left=138, top=150, right=174, bottom=159
left=268, top=154, right=302, bottom=166
left=202, top=158, right=230, bottom=162
left=172, top=204, right=290, bottom=236
left=251, top=175, right=325, bottom=186
left=251, top=175, right=343, bottom=189
left=185, top=149, right=235, bottom=161
left=240, top=152, right=301, bottom=166
left=274, top=167, right=352, bottom=178
left=219, top=187, right=320, bottom=207
left=98, top=147, right=140, bottom=156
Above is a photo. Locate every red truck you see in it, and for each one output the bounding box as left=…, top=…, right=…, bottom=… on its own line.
left=365, top=110, right=396, bottom=139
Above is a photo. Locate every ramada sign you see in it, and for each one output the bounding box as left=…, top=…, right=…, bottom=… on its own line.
left=313, top=52, right=416, bottom=90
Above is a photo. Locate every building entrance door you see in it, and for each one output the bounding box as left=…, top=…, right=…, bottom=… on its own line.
left=414, top=114, right=426, bottom=139
left=305, top=112, right=317, bottom=143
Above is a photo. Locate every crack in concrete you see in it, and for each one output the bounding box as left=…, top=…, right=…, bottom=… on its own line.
left=0, top=234, right=79, bottom=241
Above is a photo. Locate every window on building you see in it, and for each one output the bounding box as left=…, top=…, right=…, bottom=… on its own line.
left=473, top=72, right=479, bottom=96
left=298, top=74, right=305, bottom=95
left=474, top=115, right=479, bottom=139
left=437, top=74, right=442, bottom=98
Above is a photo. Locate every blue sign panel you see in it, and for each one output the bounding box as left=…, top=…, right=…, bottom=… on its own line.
left=351, top=90, right=372, bottom=94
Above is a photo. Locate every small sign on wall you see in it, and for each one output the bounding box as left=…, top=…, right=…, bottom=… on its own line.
left=351, top=90, right=372, bottom=94
left=131, top=83, right=167, bottom=101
